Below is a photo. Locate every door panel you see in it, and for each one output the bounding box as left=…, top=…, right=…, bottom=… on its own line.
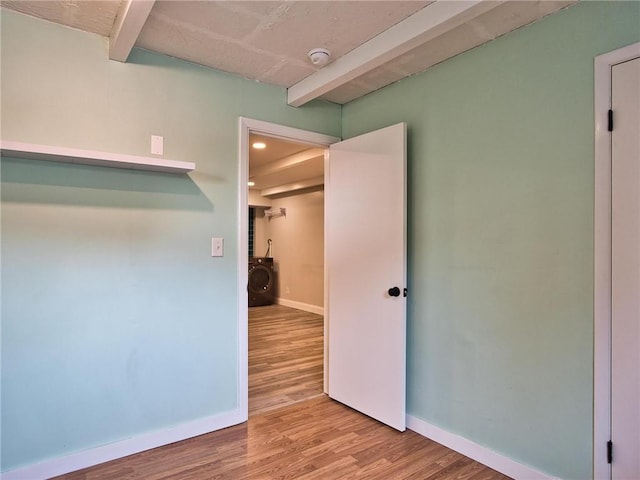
left=611, top=57, right=640, bottom=479
left=326, top=123, right=406, bottom=431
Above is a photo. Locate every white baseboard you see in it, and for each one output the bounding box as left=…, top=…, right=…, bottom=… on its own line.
left=276, top=297, right=324, bottom=316
left=2, top=408, right=246, bottom=480
left=406, top=415, right=560, bottom=480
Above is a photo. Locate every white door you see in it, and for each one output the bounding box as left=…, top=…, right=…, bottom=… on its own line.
left=611, top=56, right=640, bottom=479
left=325, top=123, right=406, bottom=431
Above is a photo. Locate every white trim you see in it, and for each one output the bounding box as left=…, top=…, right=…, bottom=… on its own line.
left=323, top=149, right=330, bottom=394
left=287, top=0, right=503, bottom=107
left=407, top=415, right=560, bottom=480
left=238, top=118, right=251, bottom=421
left=238, top=117, right=339, bottom=413
left=275, top=297, right=324, bottom=316
left=0, top=140, right=194, bottom=174
left=1, top=409, right=244, bottom=480
left=238, top=118, right=340, bottom=147
left=593, top=41, right=640, bottom=480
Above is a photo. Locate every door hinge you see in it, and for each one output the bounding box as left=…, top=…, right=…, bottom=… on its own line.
left=608, top=109, right=614, bottom=132
left=607, top=440, right=613, bottom=464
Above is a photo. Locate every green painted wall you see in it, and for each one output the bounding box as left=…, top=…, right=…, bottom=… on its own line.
left=342, top=2, right=639, bottom=478
left=0, top=10, right=340, bottom=472
left=4, top=1, right=640, bottom=477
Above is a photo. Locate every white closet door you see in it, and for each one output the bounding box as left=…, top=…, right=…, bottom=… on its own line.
left=611, top=56, right=640, bottom=479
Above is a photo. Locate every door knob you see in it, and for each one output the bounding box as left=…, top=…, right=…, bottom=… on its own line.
left=388, top=286, right=401, bottom=297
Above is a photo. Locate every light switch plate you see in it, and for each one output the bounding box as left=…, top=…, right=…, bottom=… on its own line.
left=151, top=135, right=164, bottom=155
left=211, top=237, right=223, bottom=257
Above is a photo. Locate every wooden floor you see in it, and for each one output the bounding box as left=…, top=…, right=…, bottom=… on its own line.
left=54, top=396, right=511, bottom=480
left=249, top=305, right=324, bottom=415
left=53, top=305, right=511, bottom=480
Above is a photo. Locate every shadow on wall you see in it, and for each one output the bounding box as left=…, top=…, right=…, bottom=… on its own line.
left=1, top=157, right=215, bottom=211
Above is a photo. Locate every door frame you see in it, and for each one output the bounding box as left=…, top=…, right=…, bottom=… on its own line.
left=593, top=41, right=640, bottom=479
left=237, top=117, right=340, bottom=418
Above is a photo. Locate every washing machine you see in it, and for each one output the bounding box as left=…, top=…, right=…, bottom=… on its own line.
left=248, top=257, right=276, bottom=307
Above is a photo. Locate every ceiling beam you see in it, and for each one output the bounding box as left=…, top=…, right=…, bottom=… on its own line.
left=261, top=176, right=325, bottom=197
left=287, top=0, right=505, bottom=107
left=250, top=148, right=324, bottom=179
left=109, top=0, right=156, bottom=62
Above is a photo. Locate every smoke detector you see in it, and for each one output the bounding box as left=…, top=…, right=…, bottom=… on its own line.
left=308, top=48, right=331, bottom=67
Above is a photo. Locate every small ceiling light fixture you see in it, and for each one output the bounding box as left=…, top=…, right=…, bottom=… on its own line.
left=247, top=181, right=255, bottom=187
left=308, top=48, right=331, bottom=67
left=252, top=142, right=266, bottom=149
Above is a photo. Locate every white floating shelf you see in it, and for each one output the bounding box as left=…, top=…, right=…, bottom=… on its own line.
left=0, top=141, right=195, bottom=174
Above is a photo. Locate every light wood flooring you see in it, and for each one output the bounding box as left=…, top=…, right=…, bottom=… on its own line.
left=53, top=396, right=511, bottom=480
left=52, top=305, right=512, bottom=480
left=249, top=305, right=324, bottom=414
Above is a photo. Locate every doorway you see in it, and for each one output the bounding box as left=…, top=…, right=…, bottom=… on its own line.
left=248, top=133, right=326, bottom=414
left=238, top=118, right=339, bottom=417
left=239, top=118, right=408, bottom=430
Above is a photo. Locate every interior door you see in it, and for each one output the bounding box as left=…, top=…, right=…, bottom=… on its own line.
left=325, top=123, right=406, bottom=431
left=611, top=57, right=640, bottom=479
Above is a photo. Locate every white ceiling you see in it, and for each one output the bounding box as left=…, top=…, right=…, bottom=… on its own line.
left=1, top=0, right=576, bottom=106
left=2, top=0, right=577, bottom=195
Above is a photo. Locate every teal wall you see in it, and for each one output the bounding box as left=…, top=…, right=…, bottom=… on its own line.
left=0, top=10, right=340, bottom=472
left=342, top=2, right=640, bottom=479
left=3, top=1, right=640, bottom=478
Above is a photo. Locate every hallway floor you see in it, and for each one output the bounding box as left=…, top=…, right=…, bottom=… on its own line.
left=249, top=304, right=324, bottom=414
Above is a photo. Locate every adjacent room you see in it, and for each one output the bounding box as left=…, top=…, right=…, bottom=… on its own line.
left=247, top=133, right=325, bottom=415
left=1, top=1, right=639, bottom=479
